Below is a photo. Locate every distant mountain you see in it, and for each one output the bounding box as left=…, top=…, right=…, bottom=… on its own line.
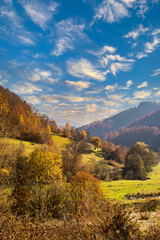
left=79, top=101, right=160, bottom=139
left=107, top=110, right=160, bottom=151
left=128, top=110, right=160, bottom=129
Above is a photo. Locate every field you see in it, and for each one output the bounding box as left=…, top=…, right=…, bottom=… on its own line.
left=102, top=163, right=160, bottom=202
left=0, top=138, right=40, bottom=155
left=52, top=135, right=70, bottom=151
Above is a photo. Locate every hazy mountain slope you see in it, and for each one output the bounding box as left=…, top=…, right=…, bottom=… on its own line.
left=128, top=110, right=160, bottom=128
left=79, top=102, right=160, bottom=138
left=107, top=110, right=160, bottom=151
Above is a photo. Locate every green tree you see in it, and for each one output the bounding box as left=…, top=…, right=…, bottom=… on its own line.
left=123, top=153, right=147, bottom=180
left=123, top=142, right=158, bottom=180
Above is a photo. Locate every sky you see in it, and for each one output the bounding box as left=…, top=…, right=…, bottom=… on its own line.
left=0, top=0, right=160, bottom=127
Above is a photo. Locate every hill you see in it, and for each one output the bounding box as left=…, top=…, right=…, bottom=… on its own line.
left=78, top=101, right=160, bottom=139
left=106, top=110, right=160, bottom=151
left=0, top=85, right=57, bottom=143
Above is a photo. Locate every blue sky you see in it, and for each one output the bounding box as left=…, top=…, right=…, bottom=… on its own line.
left=0, top=0, right=160, bottom=127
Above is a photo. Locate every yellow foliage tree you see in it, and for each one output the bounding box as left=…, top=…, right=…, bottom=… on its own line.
left=28, top=146, right=62, bottom=183
left=46, top=125, right=52, bottom=134
left=80, top=130, right=87, bottom=140
left=66, top=122, right=70, bottom=132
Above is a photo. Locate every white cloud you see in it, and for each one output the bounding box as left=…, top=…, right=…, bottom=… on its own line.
left=92, top=0, right=138, bottom=24
left=133, top=90, right=151, bottom=99
left=52, top=18, right=86, bottom=56
left=126, top=80, right=133, bottom=88
left=0, top=6, right=21, bottom=28
left=0, top=79, right=8, bottom=86
left=30, top=68, right=58, bottom=84
left=104, top=80, right=132, bottom=92
left=24, top=95, right=41, bottom=104
left=151, top=68, right=160, bottom=77
left=137, top=81, right=148, bottom=88
left=145, top=37, right=160, bottom=53
left=41, top=94, right=85, bottom=103
left=136, top=52, right=147, bottom=59
left=155, top=91, right=160, bottom=96
left=107, top=94, right=125, bottom=102
left=66, top=80, right=91, bottom=91
left=152, top=28, right=160, bottom=36
left=124, top=24, right=149, bottom=39
left=105, top=84, right=118, bottom=92
left=87, top=45, right=116, bottom=56
left=12, top=82, right=42, bottom=94
left=136, top=0, right=149, bottom=18
left=86, top=103, right=98, bottom=112
left=19, top=0, right=59, bottom=29
left=0, top=4, right=35, bottom=45
left=67, top=58, right=107, bottom=81
left=17, top=35, right=35, bottom=45
left=101, top=54, right=134, bottom=66
left=48, top=63, right=63, bottom=76
left=110, top=62, right=133, bottom=75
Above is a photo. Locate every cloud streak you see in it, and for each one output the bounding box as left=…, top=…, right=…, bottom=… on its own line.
left=67, top=58, right=108, bottom=81
left=124, top=24, right=149, bottom=39
left=19, top=0, right=59, bottom=29
left=52, top=18, right=87, bottom=56
left=66, top=80, right=91, bottom=91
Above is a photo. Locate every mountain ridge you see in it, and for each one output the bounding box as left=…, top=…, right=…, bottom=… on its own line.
left=78, top=101, right=160, bottom=139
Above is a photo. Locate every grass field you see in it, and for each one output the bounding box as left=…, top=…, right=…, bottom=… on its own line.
left=82, top=148, right=105, bottom=163
left=1, top=138, right=40, bottom=155
left=101, top=162, right=160, bottom=202
left=52, top=135, right=70, bottom=151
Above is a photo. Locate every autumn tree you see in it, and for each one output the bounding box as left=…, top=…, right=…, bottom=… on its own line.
left=12, top=146, right=62, bottom=215
left=90, top=137, right=101, bottom=149
left=28, top=146, right=62, bottom=183
left=63, top=122, right=71, bottom=137
left=62, top=140, right=90, bottom=181
left=70, top=172, right=104, bottom=215
left=80, top=130, right=87, bottom=141
left=0, top=93, right=16, bottom=137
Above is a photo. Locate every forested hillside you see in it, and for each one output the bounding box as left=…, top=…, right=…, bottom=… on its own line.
left=0, top=86, right=57, bottom=143
left=79, top=102, right=160, bottom=139
left=107, top=110, right=160, bottom=151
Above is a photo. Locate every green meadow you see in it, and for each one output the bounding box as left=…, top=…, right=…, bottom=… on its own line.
left=101, top=163, right=160, bottom=202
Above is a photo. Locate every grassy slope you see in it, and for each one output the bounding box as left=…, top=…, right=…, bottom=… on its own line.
left=52, top=135, right=70, bottom=151
left=102, top=163, right=160, bottom=202
left=1, top=138, right=40, bottom=155
left=82, top=148, right=105, bottom=163
left=52, top=135, right=106, bottom=164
